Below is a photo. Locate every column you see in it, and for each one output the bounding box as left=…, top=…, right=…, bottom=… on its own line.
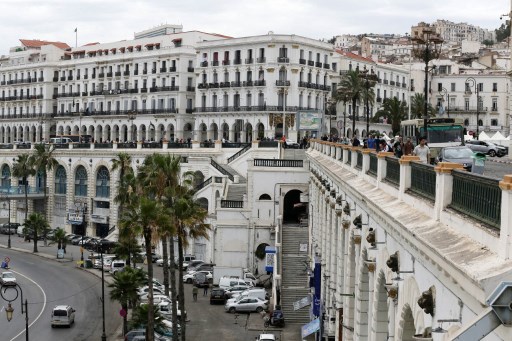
left=433, top=162, right=464, bottom=220
left=376, top=151, right=394, bottom=183
left=398, top=156, right=420, bottom=201
left=499, top=175, right=512, bottom=259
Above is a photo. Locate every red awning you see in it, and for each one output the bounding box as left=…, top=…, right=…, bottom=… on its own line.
left=135, top=45, right=141, bottom=48
left=145, top=43, right=154, bottom=47
left=72, top=50, right=85, bottom=54
left=172, top=38, right=182, bottom=43
left=119, top=47, right=125, bottom=51
left=155, top=43, right=160, bottom=47
left=110, top=48, right=117, bottom=52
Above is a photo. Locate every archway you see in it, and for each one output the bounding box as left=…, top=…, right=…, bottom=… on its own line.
left=221, top=123, right=229, bottom=140
left=373, top=271, right=389, bottom=341
left=210, top=122, right=219, bottom=140
left=282, top=189, right=302, bottom=223
left=401, top=305, right=416, bottom=341
left=198, top=123, right=207, bottom=142
left=183, top=123, right=193, bottom=140
left=245, top=123, right=253, bottom=142
left=256, top=122, right=265, bottom=140
left=275, top=123, right=284, bottom=139
left=356, top=249, right=370, bottom=340
left=197, top=197, right=208, bottom=211
left=346, top=128, right=352, bottom=138
left=193, top=171, right=205, bottom=189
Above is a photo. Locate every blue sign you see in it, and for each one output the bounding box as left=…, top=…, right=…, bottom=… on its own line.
left=265, top=246, right=276, bottom=273
left=302, top=318, right=320, bottom=338
left=312, top=262, right=322, bottom=316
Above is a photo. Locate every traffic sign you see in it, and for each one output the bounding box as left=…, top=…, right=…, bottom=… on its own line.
left=120, top=308, right=127, bottom=317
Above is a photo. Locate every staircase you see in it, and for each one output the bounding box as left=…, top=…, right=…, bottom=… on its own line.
left=226, top=184, right=246, bottom=201
left=222, top=164, right=247, bottom=183
left=280, top=223, right=310, bottom=325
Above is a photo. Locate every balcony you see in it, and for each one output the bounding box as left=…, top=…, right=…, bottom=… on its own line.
left=52, top=77, right=58, bottom=82
left=222, top=60, right=230, bottom=66
left=276, top=80, right=290, bottom=87
left=254, top=80, right=266, bottom=86
left=151, top=69, right=157, bottom=74
left=198, top=83, right=208, bottom=89
left=402, top=83, right=407, bottom=88
left=377, top=97, right=382, bottom=103
left=200, top=61, right=208, bottom=67
left=233, top=59, right=242, bottom=65
left=211, top=61, right=219, bottom=66
left=256, top=57, right=266, bottom=63
left=140, top=88, right=148, bottom=93
left=83, top=75, right=88, bottom=80
left=67, top=76, right=73, bottom=81
left=98, top=73, right=105, bottom=78
left=82, top=91, right=88, bottom=96
left=169, top=67, right=177, bottom=72
left=245, top=58, right=253, bottom=64
left=383, top=79, right=388, bottom=84
left=60, top=76, right=66, bottom=81
left=243, top=80, right=253, bottom=87
left=185, top=108, right=195, bottom=114
left=142, top=70, right=147, bottom=75
left=315, top=62, right=322, bottom=67
left=231, top=81, right=242, bottom=88
left=158, top=67, right=167, bottom=73
left=124, top=71, right=130, bottom=76
left=186, top=86, right=195, bottom=91
left=277, top=57, right=289, bottom=63
left=209, top=82, right=220, bottom=88
left=220, top=82, right=231, bottom=88
left=115, top=71, right=122, bottom=77
left=308, top=60, right=314, bottom=66
left=298, top=81, right=307, bottom=88
left=299, top=58, right=306, bottom=65
left=390, top=81, right=395, bottom=86
left=187, top=67, right=194, bottom=72
left=76, top=76, right=81, bottom=80
left=133, top=70, right=139, bottom=76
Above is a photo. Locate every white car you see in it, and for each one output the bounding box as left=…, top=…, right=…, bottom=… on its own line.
left=182, top=270, right=213, bottom=284
left=137, top=285, right=166, bottom=297
left=140, top=293, right=172, bottom=305
left=257, top=334, right=276, bottom=341
left=0, top=271, right=16, bottom=286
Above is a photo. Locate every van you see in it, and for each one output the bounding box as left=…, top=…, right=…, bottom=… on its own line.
left=110, top=260, right=126, bottom=274
left=17, top=225, right=24, bottom=237
left=229, top=288, right=267, bottom=302
left=50, top=137, right=73, bottom=144
left=51, top=305, right=75, bottom=327
left=219, top=277, right=251, bottom=289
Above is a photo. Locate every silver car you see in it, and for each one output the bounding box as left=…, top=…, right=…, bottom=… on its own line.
left=436, top=146, right=474, bottom=171
left=465, top=140, right=506, bottom=157
left=224, top=296, right=268, bottom=313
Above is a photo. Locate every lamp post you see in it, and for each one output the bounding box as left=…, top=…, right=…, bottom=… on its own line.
left=100, top=244, right=107, bottom=341
left=440, top=87, right=450, bottom=118
left=411, top=24, right=443, bottom=137
left=0, top=282, right=29, bottom=341
left=127, top=111, right=137, bottom=143
left=4, top=199, right=10, bottom=248
left=359, top=66, right=379, bottom=137
left=465, top=77, right=480, bottom=140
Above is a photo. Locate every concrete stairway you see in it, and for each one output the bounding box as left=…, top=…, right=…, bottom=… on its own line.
left=280, top=224, right=310, bottom=325
left=222, top=164, right=247, bottom=183
left=226, top=184, right=246, bottom=201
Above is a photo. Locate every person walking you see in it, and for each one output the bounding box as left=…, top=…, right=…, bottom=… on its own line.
left=203, top=283, right=209, bottom=296
left=192, top=286, right=198, bottom=302
left=413, top=137, right=431, bottom=164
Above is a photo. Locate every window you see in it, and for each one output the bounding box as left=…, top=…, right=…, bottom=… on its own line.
left=75, top=166, right=88, bottom=197
left=465, top=98, right=469, bottom=111
left=1, top=165, right=10, bottom=188
left=259, top=194, right=271, bottom=200
left=491, top=119, right=498, bottom=126
left=464, top=119, right=469, bottom=126
left=492, top=98, right=497, bottom=111
left=493, top=83, right=498, bottom=92
left=55, top=165, right=67, bottom=195
left=437, top=83, right=442, bottom=92
left=96, top=166, right=110, bottom=198
left=451, top=83, right=456, bottom=92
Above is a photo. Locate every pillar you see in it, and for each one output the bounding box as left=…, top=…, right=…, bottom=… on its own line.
left=398, top=156, right=420, bottom=200
left=499, top=175, right=512, bottom=259
left=433, top=162, right=464, bottom=220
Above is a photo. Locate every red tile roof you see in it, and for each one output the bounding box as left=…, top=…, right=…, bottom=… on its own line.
left=20, top=39, right=70, bottom=50
left=83, top=42, right=100, bottom=46
left=335, top=49, right=375, bottom=64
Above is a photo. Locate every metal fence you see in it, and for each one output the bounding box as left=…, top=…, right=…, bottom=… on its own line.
left=253, top=159, right=303, bottom=167
left=385, top=157, right=400, bottom=187
left=220, top=200, right=244, bottom=208
left=258, top=140, right=279, bottom=148
left=356, top=151, right=363, bottom=169
left=409, top=162, right=436, bottom=200
left=368, top=153, right=378, bottom=177
left=450, top=170, right=501, bottom=229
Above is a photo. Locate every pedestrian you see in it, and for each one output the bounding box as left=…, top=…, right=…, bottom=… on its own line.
left=413, top=136, right=431, bottom=164
left=404, top=137, right=414, bottom=156
left=203, top=283, right=209, bottom=296
left=192, top=286, right=198, bottom=301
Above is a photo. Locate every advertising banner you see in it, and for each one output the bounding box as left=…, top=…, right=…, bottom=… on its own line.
left=298, top=111, right=321, bottom=131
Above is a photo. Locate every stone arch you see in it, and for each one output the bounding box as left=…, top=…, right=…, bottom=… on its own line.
left=65, top=125, right=72, bottom=135
left=396, top=277, right=425, bottom=340
left=167, top=124, right=175, bottom=141
left=361, top=129, right=367, bottom=138
left=344, top=230, right=357, bottom=333
left=198, top=122, right=208, bottom=142
left=256, top=122, right=265, bottom=140
left=330, top=127, right=339, bottom=136
left=57, top=125, right=64, bottom=135
left=192, top=170, right=205, bottom=189
left=183, top=123, right=193, bottom=140
left=96, top=125, right=103, bottom=142
left=282, top=189, right=302, bottom=223
left=221, top=122, right=229, bottom=140
left=354, top=129, right=360, bottom=138
left=156, top=123, right=165, bottom=141
left=372, top=270, right=390, bottom=341
left=258, top=193, right=271, bottom=200
left=104, top=124, right=112, bottom=142
left=197, top=197, right=208, bottom=211
left=245, top=122, right=253, bottom=142
left=346, top=128, right=353, bottom=138
left=112, top=124, right=120, bottom=142
left=209, top=122, right=219, bottom=140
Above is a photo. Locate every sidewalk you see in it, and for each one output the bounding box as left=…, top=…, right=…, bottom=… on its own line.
left=487, top=155, right=512, bottom=164
left=0, top=235, right=125, bottom=340
left=247, top=310, right=302, bottom=341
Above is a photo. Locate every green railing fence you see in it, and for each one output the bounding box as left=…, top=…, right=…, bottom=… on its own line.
left=385, top=157, right=400, bottom=187
left=409, top=162, right=436, bottom=200
left=368, top=153, right=378, bottom=177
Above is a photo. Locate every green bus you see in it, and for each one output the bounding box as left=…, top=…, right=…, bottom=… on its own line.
left=400, top=118, right=464, bottom=160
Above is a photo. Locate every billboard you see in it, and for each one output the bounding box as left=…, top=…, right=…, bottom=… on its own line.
left=297, top=111, right=322, bottom=131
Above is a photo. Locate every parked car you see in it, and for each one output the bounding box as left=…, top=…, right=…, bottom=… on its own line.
left=188, top=263, right=215, bottom=273
left=92, top=239, right=118, bottom=253
left=183, top=270, right=212, bottom=284
left=224, top=296, right=268, bottom=313
left=210, top=288, right=227, bottom=305
left=224, top=285, right=252, bottom=298
left=436, top=146, right=474, bottom=171
left=284, top=139, right=300, bottom=149
left=1, top=223, right=20, bottom=235
left=110, top=260, right=126, bottom=274
left=140, top=252, right=162, bottom=263
left=184, top=260, right=204, bottom=271
left=0, top=271, right=16, bottom=286
left=70, top=235, right=83, bottom=245
left=219, top=277, right=253, bottom=290
left=137, top=285, right=166, bottom=297
left=465, top=140, right=507, bottom=157
left=193, top=271, right=213, bottom=288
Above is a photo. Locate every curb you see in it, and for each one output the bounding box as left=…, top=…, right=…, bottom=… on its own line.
left=487, top=158, right=512, bottom=164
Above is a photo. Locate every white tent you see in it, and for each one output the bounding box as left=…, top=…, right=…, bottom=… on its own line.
left=464, top=134, right=474, bottom=142
left=490, top=132, right=506, bottom=140
left=478, top=131, right=490, bottom=140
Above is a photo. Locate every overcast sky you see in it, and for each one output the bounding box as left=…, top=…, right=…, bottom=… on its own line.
left=0, top=0, right=509, bottom=52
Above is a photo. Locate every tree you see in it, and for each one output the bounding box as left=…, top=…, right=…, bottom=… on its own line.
left=52, top=227, right=66, bottom=250
left=372, top=97, right=408, bottom=135
left=495, top=22, right=511, bottom=42
left=130, top=303, right=165, bottom=335
left=12, top=153, right=35, bottom=223
left=30, top=144, right=58, bottom=215
left=339, top=70, right=364, bottom=137
left=109, top=267, right=146, bottom=335
left=24, top=212, right=49, bottom=253
left=410, top=93, right=435, bottom=120
left=112, top=234, right=143, bottom=268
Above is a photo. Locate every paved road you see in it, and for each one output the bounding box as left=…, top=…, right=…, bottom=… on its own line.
left=483, top=156, right=512, bottom=179
left=0, top=238, right=121, bottom=341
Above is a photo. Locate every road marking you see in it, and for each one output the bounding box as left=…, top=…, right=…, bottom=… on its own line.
left=9, top=269, right=47, bottom=341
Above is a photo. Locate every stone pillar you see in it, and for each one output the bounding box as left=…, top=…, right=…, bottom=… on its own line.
left=229, top=129, right=235, bottom=142
left=398, top=156, right=420, bottom=200
left=376, top=152, right=393, bottom=183
left=433, top=162, right=465, bottom=221
left=362, top=149, right=372, bottom=174
left=351, top=147, right=361, bottom=168
left=342, top=146, right=349, bottom=164
left=499, top=175, right=512, bottom=259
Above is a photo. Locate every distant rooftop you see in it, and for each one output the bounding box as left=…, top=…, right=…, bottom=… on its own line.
left=19, top=39, right=70, bottom=50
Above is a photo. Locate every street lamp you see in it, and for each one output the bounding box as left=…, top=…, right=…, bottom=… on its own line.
left=0, top=282, right=29, bottom=341
left=440, top=87, right=450, bottom=118
left=465, top=77, right=480, bottom=139
left=99, top=244, right=107, bottom=341
left=411, top=24, right=443, bottom=137
left=1, top=194, right=11, bottom=248
left=127, top=111, right=137, bottom=142
left=359, top=66, right=379, bottom=137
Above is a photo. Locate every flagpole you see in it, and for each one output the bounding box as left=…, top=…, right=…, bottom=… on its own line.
left=75, top=28, right=77, bottom=48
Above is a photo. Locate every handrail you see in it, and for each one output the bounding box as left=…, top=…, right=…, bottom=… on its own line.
left=253, top=159, right=303, bottom=167
left=210, top=159, right=234, bottom=181
left=220, top=200, right=244, bottom=208
left=195, top=176, right=213, bottom=191
left=227, top=144, right=252, bottom=163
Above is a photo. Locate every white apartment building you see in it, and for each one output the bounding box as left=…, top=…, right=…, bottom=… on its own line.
left=333, top=34, right=359, bottom=50
left=433, top=19, right=496, bottom=43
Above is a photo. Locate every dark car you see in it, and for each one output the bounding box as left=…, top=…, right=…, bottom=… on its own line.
left=436, top=146, right=474, bottom=171
left=210, top=288, right=226, bottom=305
left=93, top=239, right=118, bottom=253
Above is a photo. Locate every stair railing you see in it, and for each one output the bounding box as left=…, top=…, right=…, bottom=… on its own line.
left=210, top=158, right=234, bottom=181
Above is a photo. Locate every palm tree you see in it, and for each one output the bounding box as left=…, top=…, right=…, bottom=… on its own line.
left=52, top=227, right=66, bottom=250
left=372, top=97, right=408, bottom=135
left=410, top=93, right=435, bottom=120
left=30, top=144, right=58, bottom=215
left=120, top=195, right=169, bottom=341
left=24, top=212, right=49, bottom=253
left=109, top=267, right=146, bottom=335
left=339, top=70, right=364, bottom=137
left=12, top=154, right=35, bottom=223
left=112, top=234, right=142, bottom=267
left=130, top=303, right=165, bottom=335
